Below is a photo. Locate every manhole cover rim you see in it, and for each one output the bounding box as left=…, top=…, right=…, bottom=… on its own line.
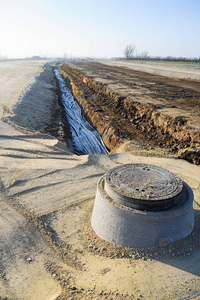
left=105, top=163, right=183, bottom=210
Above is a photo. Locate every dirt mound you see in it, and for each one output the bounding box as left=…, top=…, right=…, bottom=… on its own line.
left=59, top=62, right=200, bottom=164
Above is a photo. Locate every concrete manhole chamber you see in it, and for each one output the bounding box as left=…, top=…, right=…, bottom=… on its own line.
left=91, top=164, right=194, bottom=248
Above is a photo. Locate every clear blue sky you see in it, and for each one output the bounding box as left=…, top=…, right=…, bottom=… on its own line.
left=0, top=0, right=199, bottom=59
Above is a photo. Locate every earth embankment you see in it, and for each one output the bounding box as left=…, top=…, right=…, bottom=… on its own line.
left=59, top=61, right=200, bottom=164
left=0, top=60, right=200, bottom=300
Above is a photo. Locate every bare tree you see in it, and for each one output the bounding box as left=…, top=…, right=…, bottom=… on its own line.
left=124, top=44, right=136, bottom=59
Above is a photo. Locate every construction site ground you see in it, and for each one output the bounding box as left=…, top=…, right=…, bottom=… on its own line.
left=59, top=61, right=200, bottom=164
left=0, top=60, right=200, bottom=300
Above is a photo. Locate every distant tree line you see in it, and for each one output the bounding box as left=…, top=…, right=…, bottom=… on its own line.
left=126, top=55, right=200, bottom=62
left=122, top=44, right=200, bottom=62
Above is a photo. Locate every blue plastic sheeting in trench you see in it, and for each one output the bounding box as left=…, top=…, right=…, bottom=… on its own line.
left=54, top=69, right=109, bottom=155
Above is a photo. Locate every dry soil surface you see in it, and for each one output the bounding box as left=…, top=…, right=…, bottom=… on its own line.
left=103, top=60, right=200, bottom=81
left=0, top=60, right=200, bottom=300
left=59, top=61, right=200, bottom=165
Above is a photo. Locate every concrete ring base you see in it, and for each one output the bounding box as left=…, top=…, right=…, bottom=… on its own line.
left=91, top=176, right=194, bottom=248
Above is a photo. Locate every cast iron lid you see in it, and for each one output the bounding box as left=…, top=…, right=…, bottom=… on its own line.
left=104, top=164, right=184, bottom=211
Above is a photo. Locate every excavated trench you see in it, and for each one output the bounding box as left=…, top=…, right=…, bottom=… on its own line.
left=54, top=69, right=108, bottom=155
left=58, top=63, right=200, bottom=165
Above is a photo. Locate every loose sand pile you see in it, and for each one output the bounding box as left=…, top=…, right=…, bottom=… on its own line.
left=8, top=63, right=57, bottom=132
left=0, top=60, right=200, bottom=300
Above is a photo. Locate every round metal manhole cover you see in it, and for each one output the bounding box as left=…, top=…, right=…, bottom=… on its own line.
left=105, top=164, right=184, bottom=211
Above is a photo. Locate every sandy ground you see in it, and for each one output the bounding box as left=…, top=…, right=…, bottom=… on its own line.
left=102, top=60, right=200, bottom=81
left=0, top=60, right=200, bottom=300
